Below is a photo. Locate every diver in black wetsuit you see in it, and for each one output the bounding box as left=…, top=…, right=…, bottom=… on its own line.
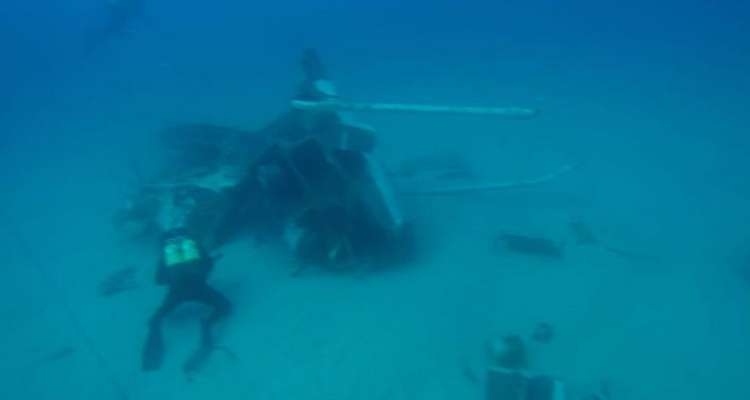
left=253, top=48, right=342, bottom=144
left=141, top=228, right=231, bottom=374
left=86, top=0, right=145, bottom=52
left=297, top=48, right=330, bottom=100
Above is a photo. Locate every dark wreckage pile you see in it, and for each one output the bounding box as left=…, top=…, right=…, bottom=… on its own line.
left=113, top=51, right=549, bottom=273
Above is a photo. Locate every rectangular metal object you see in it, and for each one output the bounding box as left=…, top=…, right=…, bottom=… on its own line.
left=486, top=368, right=566, bottom=400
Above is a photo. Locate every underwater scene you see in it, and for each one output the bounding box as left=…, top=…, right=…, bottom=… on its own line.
left=1, top=1, right=749, bottom=399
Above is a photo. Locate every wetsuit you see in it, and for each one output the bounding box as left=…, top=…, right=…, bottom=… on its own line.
left=141, top=234, right=231, bottom=373
left=86, top=0, right=145, bottom=53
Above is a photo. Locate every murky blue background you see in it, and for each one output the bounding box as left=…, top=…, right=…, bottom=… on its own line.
left=1, top=1, right=748, bottom=399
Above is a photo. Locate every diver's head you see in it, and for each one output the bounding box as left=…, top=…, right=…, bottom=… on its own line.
left=161, top=227, right=192, bottom=244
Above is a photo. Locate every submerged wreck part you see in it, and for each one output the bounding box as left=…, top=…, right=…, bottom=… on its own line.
left=292, top=100, right=538, bottom=119
left=118, top=180, right=233, bottom=248
left=495, top=233, right=564, bottom=259
left=401, top=164, right=574, bottom=196
left=113, top=193, right=162, bottom=240
left=260, top=105, right=377, bottom=154
left=115, top=123, right=264, bottom=246
left=163, top=185, right=231, bottom=246
left=362, top=154, right=404, bottom=233
left=160, top=123, right=269, bottom=178
left=286, top=206, right=356, bottom=269
left=277, top=138, right=413, bottom=269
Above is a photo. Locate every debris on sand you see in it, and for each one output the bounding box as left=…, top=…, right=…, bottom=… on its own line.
left=494, top=233, right=564, bottom=259
left=403, top=164, right=574, bottom=196
left=98, top=266, right=138, bottom=297
left=568, top=219, right=658, bottom=262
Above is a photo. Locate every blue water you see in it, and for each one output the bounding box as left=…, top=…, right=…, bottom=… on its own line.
left=1, top=1, right=749, bottom=399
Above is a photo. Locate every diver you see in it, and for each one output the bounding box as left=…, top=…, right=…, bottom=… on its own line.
left=256, top=48, right=378, bottom=154
left=485, top=335, right=563, bottom=400
left=141, top=228, right=231, bottom=375
left=484, top=332, right=611, bottom=400
left=254, top=49, right=344, bottom=144
left=86, top=0, right=145, bottom=53
left=296, top=48, right=335, bottom=101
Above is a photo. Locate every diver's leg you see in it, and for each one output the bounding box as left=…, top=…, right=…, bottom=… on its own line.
left=182, top=284, right=231, bottom=375
left=142, top=290, right=181, bottom=371
left=199, top=285, right=231, bottom=345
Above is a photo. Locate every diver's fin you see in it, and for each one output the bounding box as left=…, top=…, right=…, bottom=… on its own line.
left=182, top=344, right=239, bottom=380
left=183, top=345, right=213, bottom=378
left=141, top=328, right=164, bottom=371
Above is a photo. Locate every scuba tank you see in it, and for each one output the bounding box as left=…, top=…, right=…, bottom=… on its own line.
left=163, top=236, right=202, bottom=267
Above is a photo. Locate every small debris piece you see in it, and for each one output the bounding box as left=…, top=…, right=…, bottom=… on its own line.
left=495, top=234, right=563, bottom=259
